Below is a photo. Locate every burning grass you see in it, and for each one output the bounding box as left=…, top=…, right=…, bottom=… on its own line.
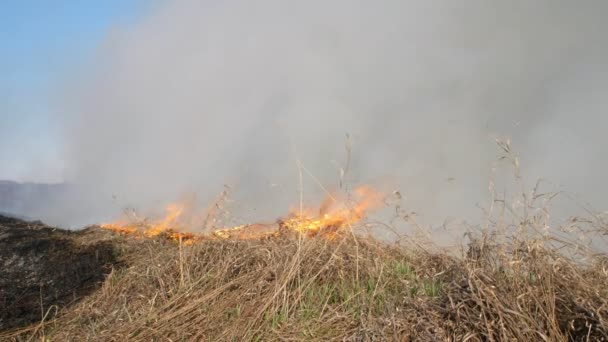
left=2, top=219, right=607, bottom=341
left=2, top=145, right=608, bottom=340
left=99, top=185, right=384, bottom=243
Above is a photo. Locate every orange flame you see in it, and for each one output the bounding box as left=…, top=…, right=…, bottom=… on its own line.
left=100, top=203, right=200, bottom=244
left=101, top=185, right=383, bottom=243
left=282, top=185, right=383, bottom=238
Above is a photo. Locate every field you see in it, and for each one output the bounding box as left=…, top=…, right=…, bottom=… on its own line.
left=1, top=207, right=607, bottom=341
left=1, top=143, right=607, bottom=341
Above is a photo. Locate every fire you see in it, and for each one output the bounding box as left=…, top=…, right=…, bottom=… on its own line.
left=282, top=185, right=383, bottom=238
left=212, top=224, right=279, bottom=239
left=101, top=203, right=200, bottom=244
left=101, top=185, right=383, bottom=243
left=141, top=203, right=184, bottom=237
left=99, top=223, right=137, bottom=235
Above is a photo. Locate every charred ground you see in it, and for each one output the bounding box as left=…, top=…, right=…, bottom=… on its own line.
left=0, top=215, right=118, bottom=331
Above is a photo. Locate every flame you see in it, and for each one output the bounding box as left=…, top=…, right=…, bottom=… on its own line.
left=141, top=203, right=184, bottom=237
left=101, top=185, right=383, bottom=243
left=101, top=203, right=200, bottom=244
left=212, top=224, right=280, bottom=239
left=282, top=185, right=383, bottom=238
left=99, top=222, right=138, bottom=235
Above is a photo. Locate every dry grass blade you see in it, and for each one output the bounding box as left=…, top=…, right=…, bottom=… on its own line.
left=1, top=222, right=606, bottom=341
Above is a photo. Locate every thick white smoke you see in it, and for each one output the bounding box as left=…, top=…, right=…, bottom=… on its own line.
left=47, top=0, right=607, bottom=230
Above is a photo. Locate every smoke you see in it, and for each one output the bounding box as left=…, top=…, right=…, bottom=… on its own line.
left=43, top=0, right=608, bottom=229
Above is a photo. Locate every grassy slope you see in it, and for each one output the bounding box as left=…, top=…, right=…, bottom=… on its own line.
left=2, top=224, right=607, bottom=341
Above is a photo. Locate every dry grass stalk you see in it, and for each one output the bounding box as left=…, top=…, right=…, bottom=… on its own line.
left=2, top=141, right=607, bottom=341
left=1, top=220, right=606, bottom=341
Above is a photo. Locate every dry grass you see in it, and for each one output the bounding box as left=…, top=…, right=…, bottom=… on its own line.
left=1, top=219, right=607, bottom=341
left=2, top=141, right=607, bottom=341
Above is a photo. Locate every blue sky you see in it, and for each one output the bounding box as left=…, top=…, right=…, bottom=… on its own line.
left=0, top=1, right=153, bottom=182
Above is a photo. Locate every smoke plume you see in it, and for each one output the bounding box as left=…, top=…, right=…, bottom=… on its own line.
left=41, top=0, right=608, bottom=230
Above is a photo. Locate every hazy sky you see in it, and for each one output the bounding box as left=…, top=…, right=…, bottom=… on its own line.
left=0, top=1, right=153, bottom=182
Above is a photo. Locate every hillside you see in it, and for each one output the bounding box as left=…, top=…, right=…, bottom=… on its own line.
left=0, top=215, right=117, bottom=331
left=0, top=214, right=607, bottom=341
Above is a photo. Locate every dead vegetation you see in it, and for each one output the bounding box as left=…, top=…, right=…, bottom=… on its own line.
left=0, top=218, right=606, bottom=341
left=1, top=142, right=607, bottom=341
left=0, top=215, right=118, bottom=331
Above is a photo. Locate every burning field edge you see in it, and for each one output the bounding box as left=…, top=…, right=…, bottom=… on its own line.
left=1, top=212, right=607, bottom=341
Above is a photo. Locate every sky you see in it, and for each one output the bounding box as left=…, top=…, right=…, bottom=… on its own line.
left=0, top=1, right=152, bottom=182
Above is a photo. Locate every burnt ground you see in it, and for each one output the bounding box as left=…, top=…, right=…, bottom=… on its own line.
left=0, top=215, right=118, bottom=331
